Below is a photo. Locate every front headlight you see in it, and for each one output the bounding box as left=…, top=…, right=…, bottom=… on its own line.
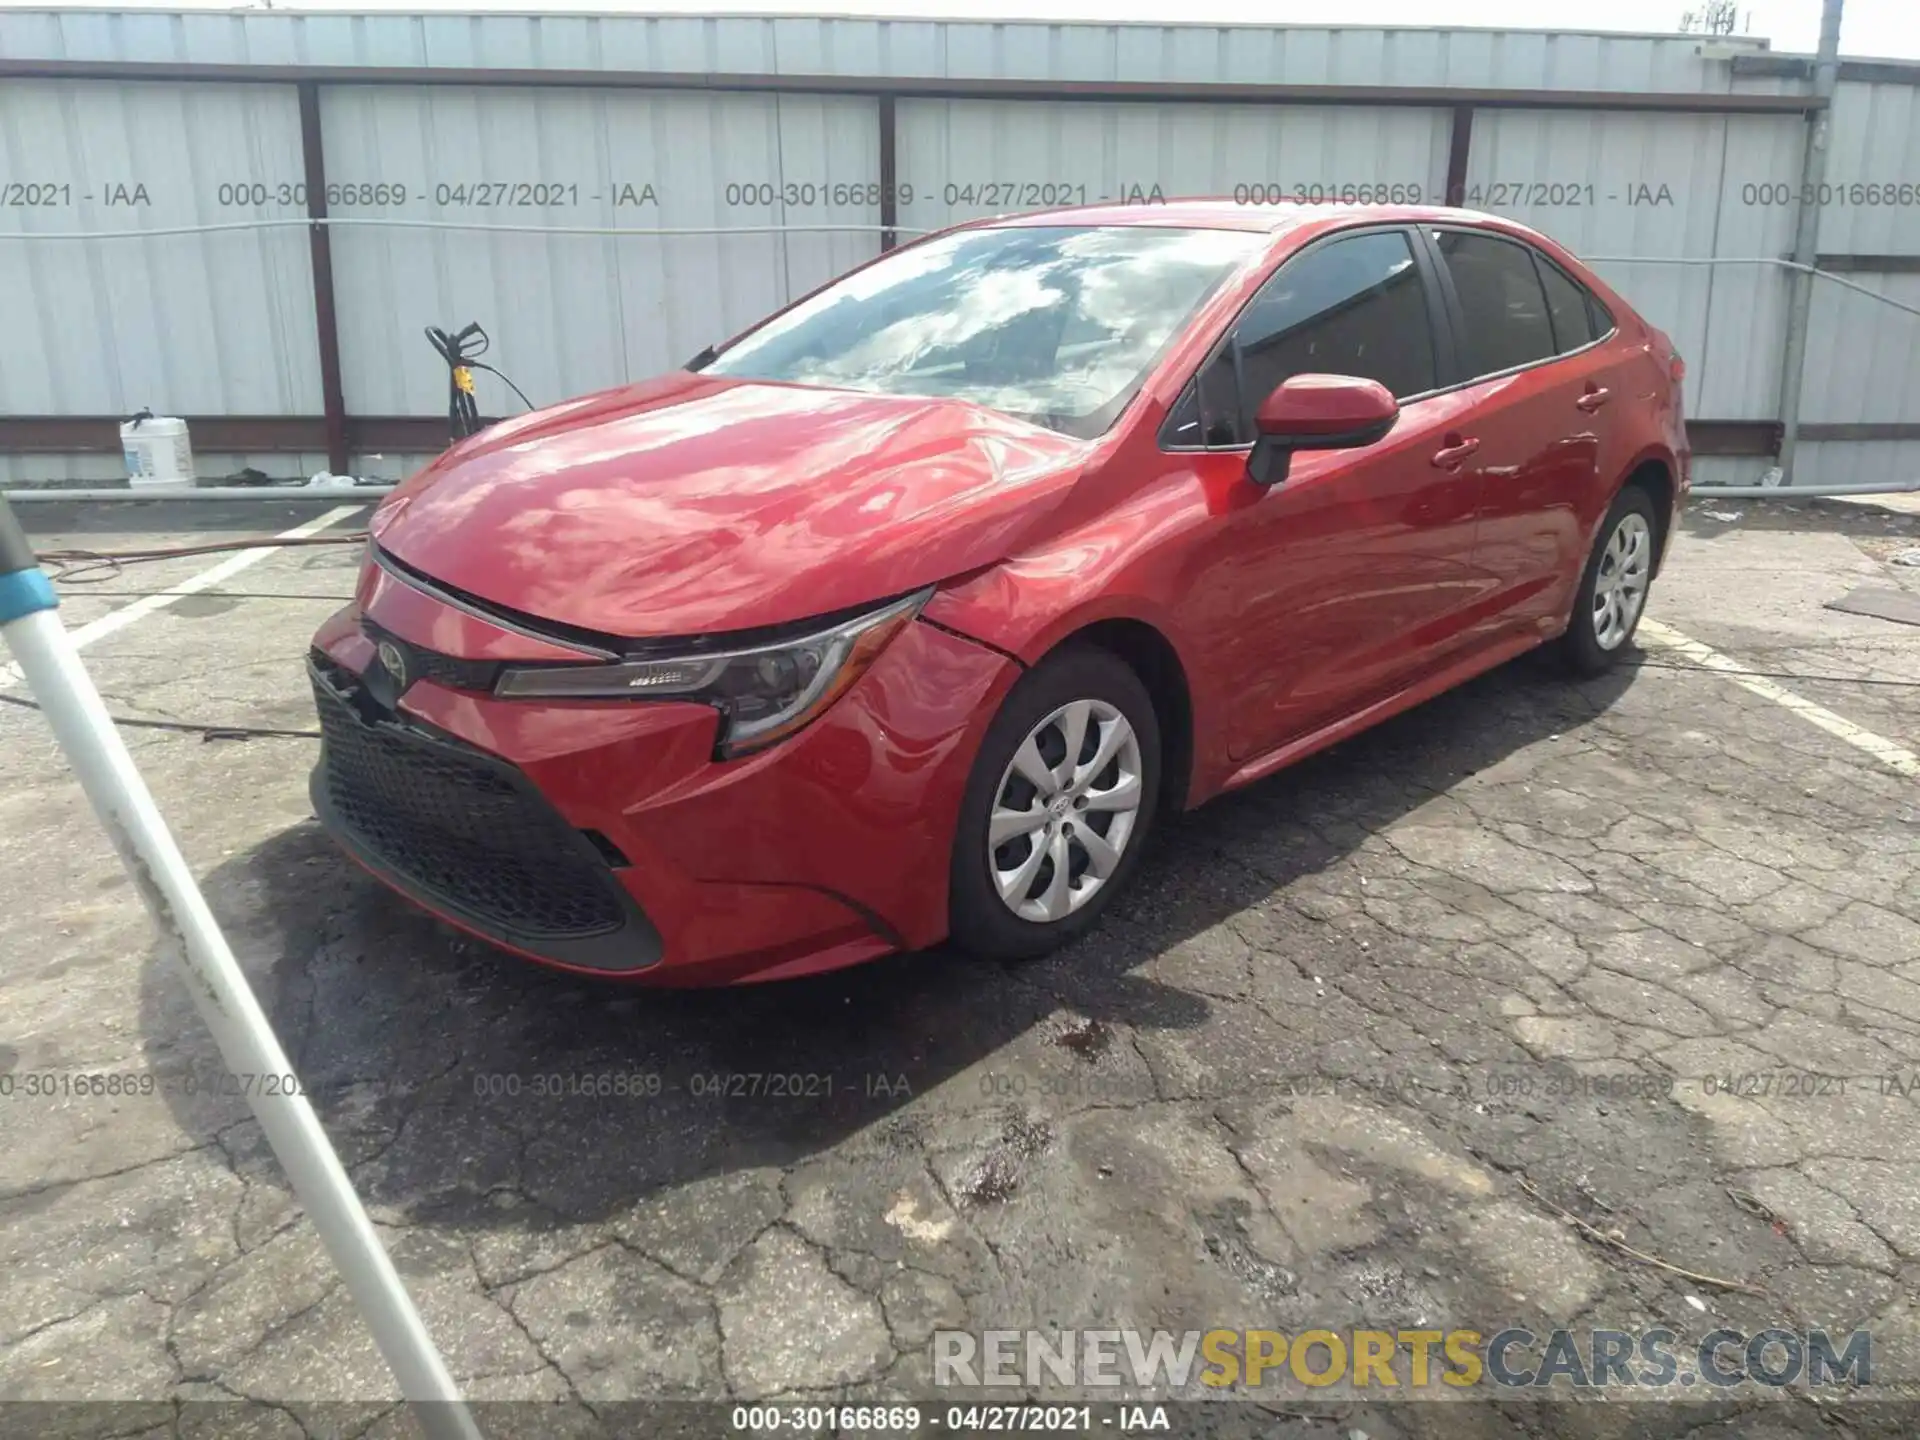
left=493, top=587, right=931, bottom=757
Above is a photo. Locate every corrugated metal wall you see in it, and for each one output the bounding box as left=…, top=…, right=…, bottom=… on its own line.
left=1798, top=78, right=1920, bottom=458
left=0, top=78, right=321, bottom=416
left=0, top=12, right=1917, bottom=489
left=1462, top=108, right=1806, bottom=421
left=0, top=13, right=1800, bottom=92
left=896, top=101, right=1451, bottom=233
left=1811, top=78, right=1920, bottom=256
left=1803, top=272, right=1920, bottom=425
left=321, top=86, right=880, bottom=412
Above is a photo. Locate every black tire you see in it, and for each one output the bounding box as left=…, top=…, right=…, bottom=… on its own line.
left=949, top=645, right=1162, bottom=962
left=1559, top=485, right=1658, bottom=677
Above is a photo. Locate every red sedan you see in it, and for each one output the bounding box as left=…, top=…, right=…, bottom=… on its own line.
left=309, top=202, right=1687, bottom=985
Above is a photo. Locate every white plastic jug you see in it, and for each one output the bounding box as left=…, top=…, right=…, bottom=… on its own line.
left=120, top=414, right=195, bottom=488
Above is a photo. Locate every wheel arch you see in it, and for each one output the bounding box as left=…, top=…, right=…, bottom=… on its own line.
left=1038, top=615, right=1197, bottom=815
left=1611, top=448, right=1678, bottom=576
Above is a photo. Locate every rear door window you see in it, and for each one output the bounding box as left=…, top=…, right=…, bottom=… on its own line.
left=1433, top=230, right=1556, bottom=379
left=1171, top=228, right=1439, bottom=447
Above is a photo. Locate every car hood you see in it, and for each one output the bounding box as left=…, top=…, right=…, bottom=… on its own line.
left=370, top=374, right=1090, bottom=641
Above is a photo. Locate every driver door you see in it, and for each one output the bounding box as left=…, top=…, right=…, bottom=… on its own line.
left=1170, top=227, right=1497, bottom=763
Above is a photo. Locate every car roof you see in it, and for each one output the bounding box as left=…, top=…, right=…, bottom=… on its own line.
left=987, top=200, right=1528, bottom=240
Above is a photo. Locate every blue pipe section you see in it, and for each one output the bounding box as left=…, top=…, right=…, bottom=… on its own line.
left=0, top=567, right=58, bottom=624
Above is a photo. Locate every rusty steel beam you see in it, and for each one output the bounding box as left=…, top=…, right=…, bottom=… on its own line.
left=298, top=82, right=350, bottom=477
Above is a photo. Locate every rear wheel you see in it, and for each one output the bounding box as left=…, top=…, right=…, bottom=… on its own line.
left=1560, top=486, right=1657, bottom=676
left=949, top=646, right=1161, bottom=961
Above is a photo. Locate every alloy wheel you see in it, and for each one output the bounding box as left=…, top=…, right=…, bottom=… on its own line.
left=1592, top=511, right=1652, bottom=651
left=987, top=699, right=1144, bottom=923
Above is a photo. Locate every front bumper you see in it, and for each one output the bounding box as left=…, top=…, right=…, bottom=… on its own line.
left=307, top=578, right=1017, bottom=985
left=309, top=654, right=665, bottom=972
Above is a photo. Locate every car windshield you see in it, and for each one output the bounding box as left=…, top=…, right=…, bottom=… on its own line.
left=697, top=225, right=1265, bottom=438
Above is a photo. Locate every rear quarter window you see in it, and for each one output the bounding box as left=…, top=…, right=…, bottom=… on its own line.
left=1536, top=258, right=1598, bottom=354
left=1587, top=289, right=1616, bottom=337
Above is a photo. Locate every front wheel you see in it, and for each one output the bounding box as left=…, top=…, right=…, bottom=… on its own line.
left=949, top=645, right=1161, bottom=962
left=1560, top=487, right=1658, bottom=676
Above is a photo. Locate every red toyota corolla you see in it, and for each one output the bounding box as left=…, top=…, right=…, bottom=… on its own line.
left=309, top=202, right=1687, bottom=985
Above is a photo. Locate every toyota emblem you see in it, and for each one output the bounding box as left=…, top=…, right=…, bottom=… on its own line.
left=375, top=639, right=409, bottom=692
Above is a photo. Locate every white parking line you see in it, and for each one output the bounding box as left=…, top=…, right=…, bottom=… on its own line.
left=1, top=505, right=364, bottom=691
left=1638, top=617, right=1920, bottom=779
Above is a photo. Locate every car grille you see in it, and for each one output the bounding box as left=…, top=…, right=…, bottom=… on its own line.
left=309, top=658, right=628, bottom=942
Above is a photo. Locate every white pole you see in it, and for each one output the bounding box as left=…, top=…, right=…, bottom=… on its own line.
left=1775, top=0, right=1847, bottom=487
left=0, top=499, right=482, bottom=1440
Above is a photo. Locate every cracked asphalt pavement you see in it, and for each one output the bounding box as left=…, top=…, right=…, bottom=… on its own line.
left=3, top=494, right=1919, bottom=1438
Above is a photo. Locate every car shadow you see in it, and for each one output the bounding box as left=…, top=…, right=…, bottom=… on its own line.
left=136, top=647, right=1637, bottom=1230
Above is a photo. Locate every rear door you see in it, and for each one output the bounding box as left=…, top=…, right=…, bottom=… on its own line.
left=1422, top=227, right=1624, bottom=639
left=1543, top=268, right=1649, bottom=548
left=1167, top=226, right=1495, bottom=763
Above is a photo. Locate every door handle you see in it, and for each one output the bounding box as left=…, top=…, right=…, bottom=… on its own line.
left=1430, top=436, right=1481, bottom=469
left=1576, top=387, right=1611, bottom=412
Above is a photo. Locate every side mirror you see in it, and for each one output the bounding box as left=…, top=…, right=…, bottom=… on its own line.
left=1247, top=374, right=1400, bottom=487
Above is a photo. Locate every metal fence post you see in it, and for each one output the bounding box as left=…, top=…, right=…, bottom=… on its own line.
left=1775, top=0, right=1847, bottom=487
left=0, top=496, right=482, bottom=1440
